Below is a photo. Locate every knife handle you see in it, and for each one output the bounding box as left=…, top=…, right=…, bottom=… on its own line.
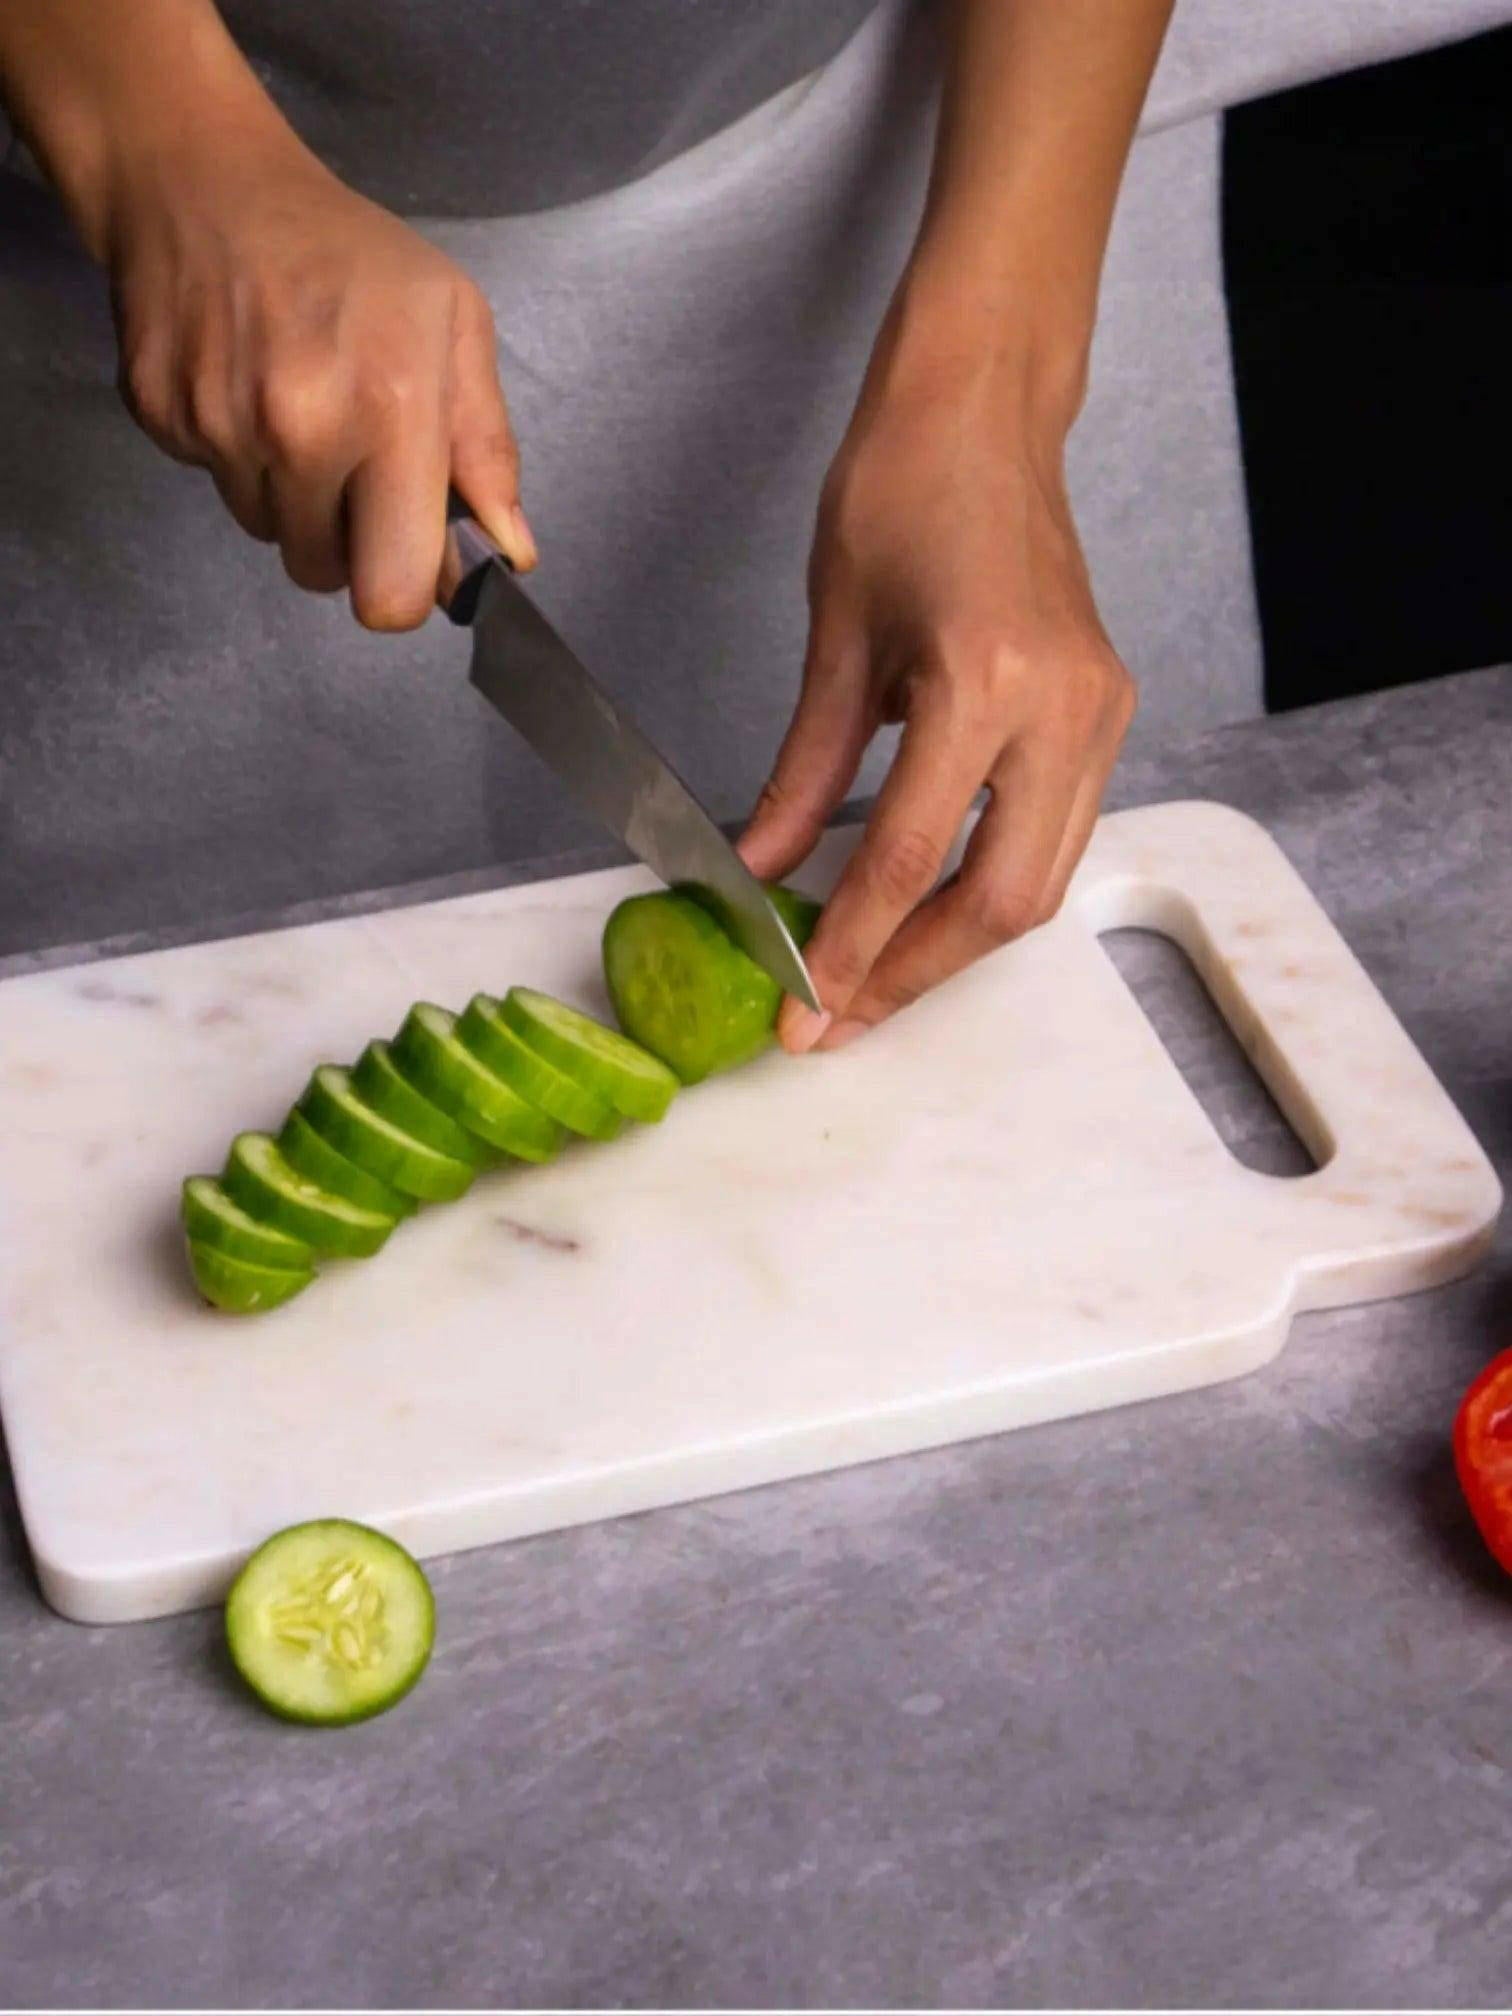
left=443, top=489, right=512, bottom=627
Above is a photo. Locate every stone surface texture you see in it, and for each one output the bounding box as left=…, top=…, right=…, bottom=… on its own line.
left=2, top=667, right=1510, bottom=2008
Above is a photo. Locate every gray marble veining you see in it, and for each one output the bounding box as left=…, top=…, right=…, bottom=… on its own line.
left=2, top=666, right=1510, bottom=2009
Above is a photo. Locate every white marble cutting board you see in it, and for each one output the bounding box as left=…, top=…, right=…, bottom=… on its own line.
left=0, top=801, right=1499, bottom=1623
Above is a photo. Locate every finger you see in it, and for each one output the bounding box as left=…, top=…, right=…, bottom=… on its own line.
left=447, top=285, right=536, bottom=574
left=816, top=729, right=1079, bottom=1049
left=345, top=414, right=452, bottom=632
left=210, top=461, right=276, bottom=543
left=267, top=457, right=354, bottom=595
left=738, top=624, right=875, bottom=884
left=1038, top=745, right=1118, bottom=918
left=1037, top=672, right=1134, bottom=912
left=779, top=683, right=986, bottom=1052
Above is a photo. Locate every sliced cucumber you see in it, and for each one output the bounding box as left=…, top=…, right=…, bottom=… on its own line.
left=458, top=995, right=622, bottom=1142
left=187, top=1239, right=314, bottom=1315
left=351, top=1040, right=500, bottom=1171
left=225, top=1518, right=434, bottom=1725
left=222, top=1132, right=395, bottom=1258
left=182, top=1175, right=315, bottom=1271
left=392, top=1003, right=564, bottom=1162
left=499, top=987, right=680, bottom=1124
left=603, top=884, right=820, bottom=1083
left=278, top=1109, right=415, bottom=1222
left=299, top=1064, right=474, bottom=1204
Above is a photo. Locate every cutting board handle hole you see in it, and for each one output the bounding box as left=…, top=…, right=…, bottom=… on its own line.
left=1098, top=926, right=1321, bottom=1178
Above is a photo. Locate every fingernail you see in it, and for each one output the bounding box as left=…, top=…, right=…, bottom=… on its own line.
left=510, top=505, right=539, bottom=570
left=782, top=1004, right=831, bottom=1054
left=818, top=1017, right=867, bottom=1051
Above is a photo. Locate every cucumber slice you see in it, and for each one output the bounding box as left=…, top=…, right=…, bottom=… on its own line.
left=458, top=995, right=622, bottom=1141
left=225, top=1518, right=434, bottom=1725
left=299, top=1065, right=474, bottom=1204
left=351, top=1041, right=499, bottom=1171
left=603, top=884, right=820, bottom=1083
left=222, top=1132, right=395, bottom=1259
left=182, top=1175, right=315, bottom=1270
left=392, top=1003, right=564, bottom=1162
left=187, top=1239, right=314, bottom=1315
left=278, top=1109, right=416, bottom=1222
left=499, top=987, right=680, bottom=1123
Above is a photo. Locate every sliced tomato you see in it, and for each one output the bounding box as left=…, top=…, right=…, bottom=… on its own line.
left=1452, top=1348, right=1512, bottom=1578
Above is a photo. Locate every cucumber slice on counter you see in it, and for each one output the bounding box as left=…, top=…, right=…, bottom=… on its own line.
left=603, top=885, right=820, bottom=1083
left=299, top=1064, right=475, bottom=1204
left=181, top=1175, right=316, bottom=1271
left=278, top=1109, right=416, bottom=1222
left=458, top=995, right=622, bottom=1142
left=392, top=1003, right=564, bottom=1162
left=187, top=1239, right=314, bottom=1315
left=498, top=987, right=680, bottom=1123
left=222, top=1132, right=395, bottom=1258
left=351, top=1040, right=500, bottom=1171
left=225, top=1518, right=435, bottom=1725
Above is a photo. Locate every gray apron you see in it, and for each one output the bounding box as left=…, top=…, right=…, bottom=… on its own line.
left=0, top=0, right=931, bottom=958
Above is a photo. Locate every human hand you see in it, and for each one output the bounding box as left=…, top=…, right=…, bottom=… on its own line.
left=740, top=302, right=1134, bottom=1052
left=107, top=115, right=533, bottom=627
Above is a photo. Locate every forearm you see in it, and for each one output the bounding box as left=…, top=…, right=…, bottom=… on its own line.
left=0, top=0, right=299, bottom=257
left=901, top=0, right=1175, bottom=419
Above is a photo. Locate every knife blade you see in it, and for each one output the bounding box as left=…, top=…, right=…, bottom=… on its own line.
left=444, top=516, right=821, bottom=1012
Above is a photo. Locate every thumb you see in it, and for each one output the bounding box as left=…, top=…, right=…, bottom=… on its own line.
left=448, top=287, right=538, bottom=573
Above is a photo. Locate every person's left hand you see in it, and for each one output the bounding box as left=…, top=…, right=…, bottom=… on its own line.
left=739, top=303, right=1135, bottom=1053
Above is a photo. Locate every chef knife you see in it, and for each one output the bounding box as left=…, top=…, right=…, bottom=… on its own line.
left=443, top=502, right=821, bottom=1012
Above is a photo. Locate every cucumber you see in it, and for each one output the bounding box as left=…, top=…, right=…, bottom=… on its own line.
left=187, top=1239, right=314, bottom=1315
left=225, top=1518, right=434, bottom=1725
left=277, top=1109, right=416, bottom=1222
left=603, top=884, right=820, bottom=1083
left=392, top=1003, right=564, bottom=1162
left=498, top=987, right=680, bottom=1123
left=458, top=995, right=622, bottom=1141
left=222, top=1132, right=395, bottom=1259
left=182, top=1175, right=315, bottom=1271
left=299, top=1064, right=475, bottom=1204
left=351, top=1040, right=500, bottom=1170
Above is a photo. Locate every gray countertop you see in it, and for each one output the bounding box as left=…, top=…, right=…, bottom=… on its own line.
left=3, top=667, right=1510, bottom=2010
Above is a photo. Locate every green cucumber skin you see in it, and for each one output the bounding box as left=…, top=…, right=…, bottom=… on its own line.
left=181, top=1176, right=316, bottom=1270
left=458, top=997, right=623, bottom=1142
left=391, top=1006, right=564, bottom=1162
left=222, top=1134, right=395, bottom=1259
left=187, top=1239, right=314, bottom=1315
left=277, top=1110, right=415, bottom=1221
left=351, top=1041, right=500, bottom=1170
left=499, top=987, right=679, bottom=1124
left=298, top=1067, right=475, bottom=1205
left=603, top=884, right=820, bottom=1084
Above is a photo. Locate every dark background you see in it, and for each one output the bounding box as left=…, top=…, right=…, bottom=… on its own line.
left=1222, top=23, right=1511, bottom=713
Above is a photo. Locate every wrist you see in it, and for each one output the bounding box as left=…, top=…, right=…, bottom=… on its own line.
left=885, top=229, right=1096, bottom=442
left=3, top=0, right=294, bottom=259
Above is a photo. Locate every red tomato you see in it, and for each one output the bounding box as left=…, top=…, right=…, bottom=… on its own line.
left=1453, top=1348, right=1512, bottom=1578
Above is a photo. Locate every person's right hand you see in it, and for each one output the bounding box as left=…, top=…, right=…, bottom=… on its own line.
left=108, top=124, right=535, bottom=627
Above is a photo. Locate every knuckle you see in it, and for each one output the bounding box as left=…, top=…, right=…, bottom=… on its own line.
left=255, top=360, right=341, bottom=464
left=118, top=343, right=172, bottom=435
left=182, top=376, right=237, bottom=462
left=814, top=932, right=869, bottom=996
left=1104, top=657, right=1138, bottom=734
left=868, top=826, right=945, bottom=907
left=968, top=874, right=1042, bottom=945
left=872, top=968, right=927, bottom=1017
